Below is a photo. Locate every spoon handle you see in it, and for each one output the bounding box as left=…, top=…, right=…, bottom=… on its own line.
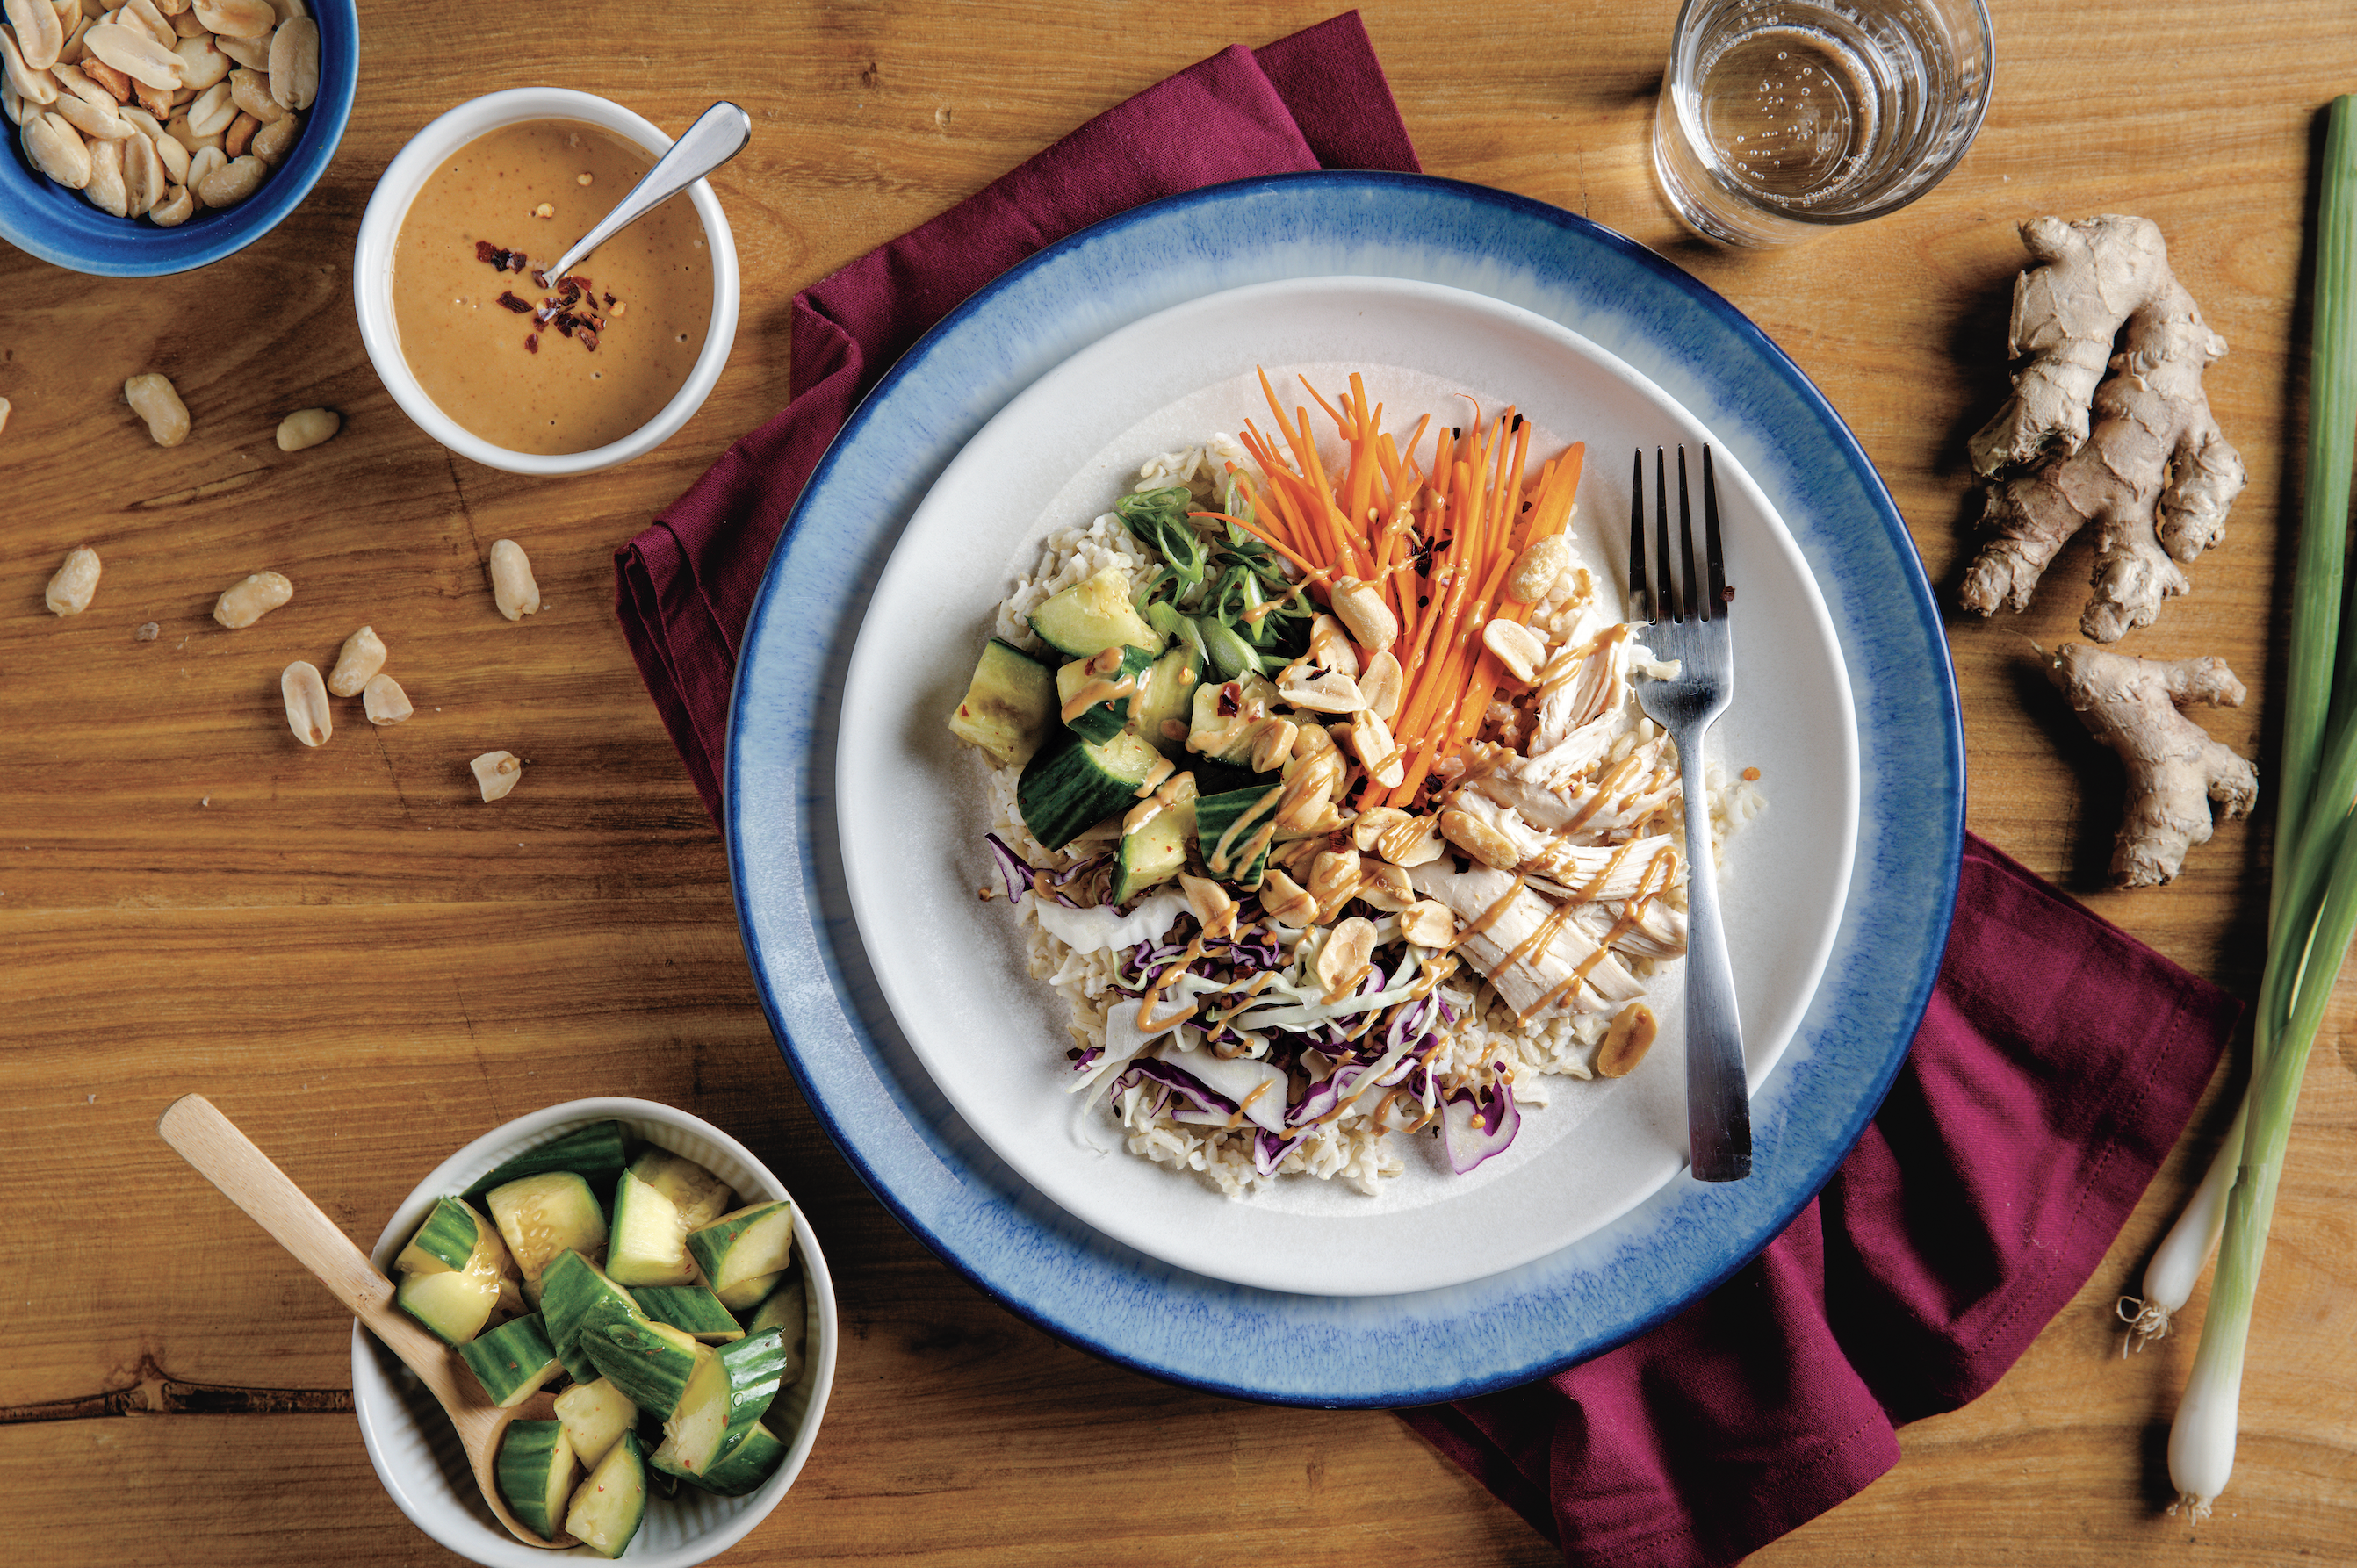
left=541, top=100, right=751, bottom=283
left=157, top=1094, right=442, bottom=1377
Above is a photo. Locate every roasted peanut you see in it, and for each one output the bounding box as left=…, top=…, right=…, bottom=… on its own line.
left=118, top=119, right=160, bottom=210
left=1277, top=665, right=1366, bottom=715
left=1305, top=611, right=1359, bottom=677
left=1398, top=899, right=1456, bottom=949
left=1509, top=535, right=1573, bottom=607
left=4, top=0, right=63, bottom=68
left=51, top=58, right=114, bottom=105
left=145, top=177, right=189, bottom=222
left=182, top=139, right=221, bottom=193
left=1307, top=847, right=1363, bottom=918
left=1314, top=916, right=1377, bottom=995
left=262, top=10, right=306, bottom=106
left=25, top=110, right=92, bottom=185
left=82, top=129, right=126, bottom=212
left=212, top=568, right=290, bottom=627
left=76, top=51, right=129, bottom=99
left=183, top=74, right=227, bottom=132
left=122, top=370, right=188, bottom=444
left=325, top=622, right=383, bottom=696
left=244, top=96, right=290, bottom=160
left=191, top=146, right=259, bottom=205
left=1178, top=872, right=1234, bottom=930
left=1359, top=650, right=1402, bottom=722
left=189, top=0, right=268, bottom=36
left=1345, top=707, right=1405, bottom=788
left=218, top=103, right=248, bottom=154
left=487, top=537, right=540, bottom=621
left=222, top=61, right=274, bottom=120
left=471, top=750, right=523, bottom=802
left=1, top=25, right=58, bottom=104
left=119, top=0, right=167, bottom=47
left=1481, top=618, right=1548, bottom=685
left=1355, top=857, right=1416, bottom=912
left=0, top=394, right=11, bottom=435
left=273, top=405, right=335, bottom=450
left=1439, top=803, right=1520, bottom=871
left=209, top=25, right=261, bottom=66
left=1256, top=867, right=1317, bottom=927
left=279, top=659, right=329, bottom=746
left=83, top=21, right=183, bottom=88
left=45, top=543, right=99, bottom=614
left=1597, top=1002, right=1659, bottom=1078
left=361, top=672, right=412, bottom=725
left=1330, top=575, right=1398, bottom=652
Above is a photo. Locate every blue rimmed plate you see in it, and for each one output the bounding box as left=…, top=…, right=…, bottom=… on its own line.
left=726, top=172, right=1961, bottom=1406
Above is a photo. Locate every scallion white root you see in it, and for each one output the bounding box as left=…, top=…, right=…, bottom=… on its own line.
left=2120, top=1092, right=2245, bottom=1351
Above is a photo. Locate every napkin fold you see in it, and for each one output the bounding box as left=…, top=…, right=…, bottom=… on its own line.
left=614, top=11, right=1419, bottom=817
left=613, top=20, right=2242, bottom=1565
left=1398, top=833, right=2238, bottom=1564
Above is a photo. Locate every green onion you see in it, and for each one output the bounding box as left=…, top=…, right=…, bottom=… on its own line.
left=2167, top=90, right=2357, bottom=1519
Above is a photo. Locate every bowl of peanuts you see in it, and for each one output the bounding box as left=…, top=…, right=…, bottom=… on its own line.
left=0, top=0, right=355, bottom=276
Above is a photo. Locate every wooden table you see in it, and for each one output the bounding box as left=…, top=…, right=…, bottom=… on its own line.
left=5, top=2, right=2353, bottom=1563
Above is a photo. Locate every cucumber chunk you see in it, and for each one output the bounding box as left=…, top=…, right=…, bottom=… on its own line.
left=625, top=1148, right=735, bottom=1232
left=605, top=1168, right=696, bottom=1287
left=948, top=637, right=1057, bottom=768
left=395, top=1263, right=504, bottom=1347
left=487, top=1170, right=608, bottom=1305
left=742, top=1275, right=810, bottom=1392
left=1054, top=644, right=1156, bottom=744
left=686, top=1201, right=796, bottom=1310
left=538, top=1249, right=648, bottom=1385
left=1130, top=644, right=1202, bottom=756
left=458, top=1313, right=563, bottom=1407
left=650, top=1325, right=788, bottom=1481
left=564, top=1430, right=648, bottom=1560
left=1186, top=672, right=1286, bottom=766
left=689, top=1418, right=789, bottom=1497
left=582, top=1315, right=702, bottom=1421
left=395, top=1196, right=487, bottom=1277
left=1027, top=565, right=1164, bottom=659
left=553, top=1376, right=639, bottom=1472
left=494, top=1419, right=577, bottom=1543
left=1017, top=728, right=1164, bottom=851
left=1113, top=788, right=1193, bottom=904
left=462, top=1121, right=629, bottom=1202
left=1195, top=781, right=1285, bottom=891
left=628, top=1284, right=744, bottom=1342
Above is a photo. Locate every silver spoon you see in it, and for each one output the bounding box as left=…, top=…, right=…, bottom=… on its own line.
left=537, top=100, right=752, bottom=285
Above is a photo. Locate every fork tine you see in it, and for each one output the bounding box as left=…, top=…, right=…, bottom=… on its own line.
left=1702, top=445, right=1727, bottom=617
left=1628, top=448, right=1650, bottom=621
left=1654, top=447, right=1678, bottom=622
left=1676, top=446, right=1700, bottom=624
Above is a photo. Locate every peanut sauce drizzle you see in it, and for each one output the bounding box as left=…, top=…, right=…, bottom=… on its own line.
left=1207, top=786, right=1284, bottom=877
left=1521, top=845, right=1680, bottom=1021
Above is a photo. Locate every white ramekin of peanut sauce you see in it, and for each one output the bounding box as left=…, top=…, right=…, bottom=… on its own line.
left=354, top=89, right=740, bottom=476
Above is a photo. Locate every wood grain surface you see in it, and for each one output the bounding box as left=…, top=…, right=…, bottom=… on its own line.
left=4, top=1, right=2354, bottom=1564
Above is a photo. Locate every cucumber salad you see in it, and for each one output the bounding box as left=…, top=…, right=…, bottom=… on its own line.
left=948, top=372, right=1762, bottom=1198
left=388, top=1121, right=809, bottom=1557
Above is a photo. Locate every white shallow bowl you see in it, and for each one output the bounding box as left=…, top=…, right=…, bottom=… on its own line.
left=352, top=88, right=741, bottom=476
left=354, top=1097, right=836, bottom=1568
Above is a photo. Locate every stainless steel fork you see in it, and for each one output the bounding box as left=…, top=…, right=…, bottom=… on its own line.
left=1629, top=446, right=1751, bottom=1183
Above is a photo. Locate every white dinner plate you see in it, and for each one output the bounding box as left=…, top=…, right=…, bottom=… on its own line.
left=834, top=275, right=1858, bottom=1295
left=726, top=172, right=1961, bottom=1405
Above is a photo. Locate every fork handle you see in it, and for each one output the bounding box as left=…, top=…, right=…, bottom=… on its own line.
left=1668, top=726, right=1753, bottom=1182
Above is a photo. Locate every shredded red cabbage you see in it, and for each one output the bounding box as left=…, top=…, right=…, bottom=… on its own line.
left=1439, top=1071, right=1520, bottom=1173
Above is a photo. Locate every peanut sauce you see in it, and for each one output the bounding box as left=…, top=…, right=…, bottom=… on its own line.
left=1207, top=787, right=1284, bottom=876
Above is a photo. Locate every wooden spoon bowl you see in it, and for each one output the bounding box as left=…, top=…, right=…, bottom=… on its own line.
left=158, top=1093, right=578, bottom=1550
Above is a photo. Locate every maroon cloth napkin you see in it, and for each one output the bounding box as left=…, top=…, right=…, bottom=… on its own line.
left=1399, top=833, right=2238, bottom=1564
left=613, top=11, right=1420, bottom=817
left=613, top=19, right=2239, bottom=1564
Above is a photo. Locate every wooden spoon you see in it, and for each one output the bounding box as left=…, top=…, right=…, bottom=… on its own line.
left=157, top=1093, right=577, bottom=1550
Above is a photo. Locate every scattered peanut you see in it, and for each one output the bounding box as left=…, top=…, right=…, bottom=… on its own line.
left=134, top=620, right=158, bottom=640
left=471, top=750, right=522, bottom=802
left=212, top=567, right=290, bottom=627
left=1178, top=873, right=1234, bottom=929
left=1277, top=665, right=1366, bottom=714
left=1314, top=916, right=1378, bottom=995
left=1597, top=1002, right=1659, bottom=1078
left=278, top=659, right=329, bottom=745
left=44, top=543, right=99, bottom=614
left=0, top=394, right=11, bottom=435
left=122, top=370, right=188, bottom=445
left=1398, top=899, right=1457, bottom=950
left=1307, top=847, right=1363, bottom=918
left=1355, top=857, right=1416, bottom=912
left=1439, top=802, right=1520, bottom=871
left=273, top=405, right=335, bottom=450
left=1481, top=618, right=1549, bottom=686
left=1359, top=649, right=1402, bottom=722
left=1345, top=707, right=1405, bottom=788
left=1509, top=535, right=1573, bottom=606
left=325, top=622, right=383, bottom=695
left=1329, top=575, right=1398, bottom=652
left=1256, top=867, right=1317, bottom=927
left=361, top=671, right=411, bottom=725
left=487, top=537, right=539, bottom=621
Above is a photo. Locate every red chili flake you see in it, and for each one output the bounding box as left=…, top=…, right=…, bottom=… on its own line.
left=552, top=312, right=578, bottom=337
left=495, top=291, right=531, bottom=313
left=474, top=240, right=499, bottom=263
left=579, top=329, right=598, bottom=351
left=602, top=292, right=615, bottom=307
left=507, top=251, right=527, bottom=273
left=1216, top=682, right=1242, bottom=717
left=524, top=333, right=538, bottom=354
left=569, top=274, right=591, bottom=295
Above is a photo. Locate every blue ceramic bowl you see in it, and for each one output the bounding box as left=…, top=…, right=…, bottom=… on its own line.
left=0, top=0, right=357, bottom=277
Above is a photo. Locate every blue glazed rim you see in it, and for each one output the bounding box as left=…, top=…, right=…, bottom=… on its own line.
left=724, top=171, right=1964, bottom=1407
left=0, top=0, right=358, bottom=277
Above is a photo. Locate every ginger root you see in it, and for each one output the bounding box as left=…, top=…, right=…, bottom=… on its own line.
left=1963, top=216, right=2245, bottom=641
left=2044, top=642, right=2257, bottom=888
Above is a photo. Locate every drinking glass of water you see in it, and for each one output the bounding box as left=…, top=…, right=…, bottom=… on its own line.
left=1653, top=0, right=1994, bottom=247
